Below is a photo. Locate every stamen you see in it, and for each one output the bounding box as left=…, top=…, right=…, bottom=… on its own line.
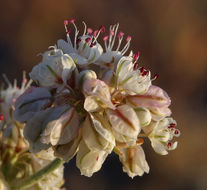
left=90, top=42, right=95, bottom=48
left=133, top=63, right=139, bottom=70
left=168, top=142, right=172, bottom=147
left=142, top=70, right=149, bottom=76
left=82, top=21, right=87, bottom=35
left=0, top=114, right=4, bottom=121
left=109, top=29, right=114, bottom=36
left=118, top=31, right=124, bottom=39
left=139, top=67, right=145, bottom=73
left=126, top=36, right=132, bottom=43
left=93, top=30, right=99, bottom=37
left=87, top=28, right=93, bottom=35
left=103, top=35, right=109, bottom=41
left=110, top=24, right=119, bottom=50
left=152, top=74, right=159, bottom=81
left=85, top=37, right=91, bottom=43
left=99, top=25, right=105, bottom=33
left=66, top=28, right=71, bottom=34
left=64, top=20, right=69, bottom=26
left=69, top=18, right=75, bottom=24
left=168, top=123, right=176, bottom=129
left=132, top=52, right=140, bottom=62
left=174, top=130, right=179, bottom=135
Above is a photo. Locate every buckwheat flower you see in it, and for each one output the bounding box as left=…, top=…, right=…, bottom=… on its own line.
left=57, top=19, right=103, bottom=67
left=107, top=104, right=141, bottom=146
left=30, top=47, right=76, bottom=87
left=97, top=24, right=133, bottom=69
left=119, top=145, right=149, bottom=178
left=127, top=85, right=171, bottom=121
left=146, top=117, right=180, bottom=155
left=81, top=70, right=115, bottom=112
left=115, top=56, right=151, bottom=95
left=76, top=139, right=108, bottom=177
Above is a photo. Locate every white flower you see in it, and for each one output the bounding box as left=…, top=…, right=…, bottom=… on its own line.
left=147, top=117, right=180, bottom=155
left=107, top=104, right=141, bottom=146
left=119, top=145, right=149, bottom=178
left=57, top=19, right=103, bottom=67
left=30, top=47, right=76, bottom=87
left=14, top=87, right=53, bottom=122
left=76, top=140, right=108, bottom=177
left=116, top=56, right=151, bottom=95
left=127, top=85, right=171, bottom=121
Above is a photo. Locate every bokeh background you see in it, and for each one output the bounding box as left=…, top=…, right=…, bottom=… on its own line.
left=1, top=0, right=207, bottom=189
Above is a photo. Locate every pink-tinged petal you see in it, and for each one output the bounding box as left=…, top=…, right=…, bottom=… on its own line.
left=14, top=87, right=52, bottom=122
left=83, top=78, right=115, bottom=110
left=119, top=146, right=149, bottom=178
left=128, top=85, right=171, bottom=108
left=107, top=104, right=140, bottom=139
left=76, top=140, right=108, bottom=177
left=150, top=107, right=172, bottom=121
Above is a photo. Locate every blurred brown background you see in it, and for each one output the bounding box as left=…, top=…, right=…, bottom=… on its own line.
left=1, top=0, right=207, bottom=189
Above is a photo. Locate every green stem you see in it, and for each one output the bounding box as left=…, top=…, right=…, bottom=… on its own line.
left=10, top=158, right=64, bottom=190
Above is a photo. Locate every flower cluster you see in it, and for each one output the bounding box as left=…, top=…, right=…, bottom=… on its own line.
left=0, top=74, right=64, bottom=190
left=14, top=19, right=180, bottom=178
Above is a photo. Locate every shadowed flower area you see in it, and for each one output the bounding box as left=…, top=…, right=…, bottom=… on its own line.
left=0, top=0, right=207, bottom=190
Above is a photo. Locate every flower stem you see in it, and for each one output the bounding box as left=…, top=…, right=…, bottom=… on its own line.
left=10, top=158, right=64, bottom=190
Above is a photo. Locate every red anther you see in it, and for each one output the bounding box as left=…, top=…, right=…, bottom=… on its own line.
left=22, top=78, right=27, bottom=84
left=77, top=38, right=81, bottom=44
left=85, top=37, right=91, bottom=43
left=126, top=35, right=132, bottom=42
left=90, top=42, right=95, bottom=48
left=87, top=28, right=93, bottom=35
left=103, top=35, right=109, bottom=41
left=133, top=63, right=139, bottom=70
left=0, top=114, right=4, bottom=121
left=69, top=18, right=75, bottom=24
left=174, top=130, right=179, bottom=135
left=153, top=74, right=159, bottom=80
left=118, top=31, right=124, bottom=38
left=139, top=66, right=145, bottom=73
left=109, top=29, right=114, bottom=36
left=168, top=142, right=172, bottom=147
left=168, top=123, right=176, bottom=129
left=66, top=28, right=71, bottom=35
left=99, top=25, right=105, bottom=33
left=133, top=52, right=140, bottom=61
left=56, top=77, right=63, bottom=84
left=93, top=30, right=99, bottom=37
left=64, top=20, right=69, bottom=25
left=142, top=70, right=149, bottom=76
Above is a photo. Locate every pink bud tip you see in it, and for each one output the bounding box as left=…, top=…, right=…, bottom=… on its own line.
left=99, top=25, right=105, bottom=33
left=118, top=31, right=124, bottom=38
left=93, top=30, right=99, bottom=37
left=0, top=114, right=4, bottom=121
left=109, top=30, right=114, bottom=36
left=103, top=35, right=109, bottom=41
left=85, top=37, right=91, bottom=43
left=64, top=20, right=69, bottom=25
left=126, top=35, right=132, bottom=42
left=87, top=28, right=93, bottom=35
left=69, top=18, right=75, bottom=24
left=133, top=63, right=139, bottom=70
left=139, top=66, right=145, bottom=73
